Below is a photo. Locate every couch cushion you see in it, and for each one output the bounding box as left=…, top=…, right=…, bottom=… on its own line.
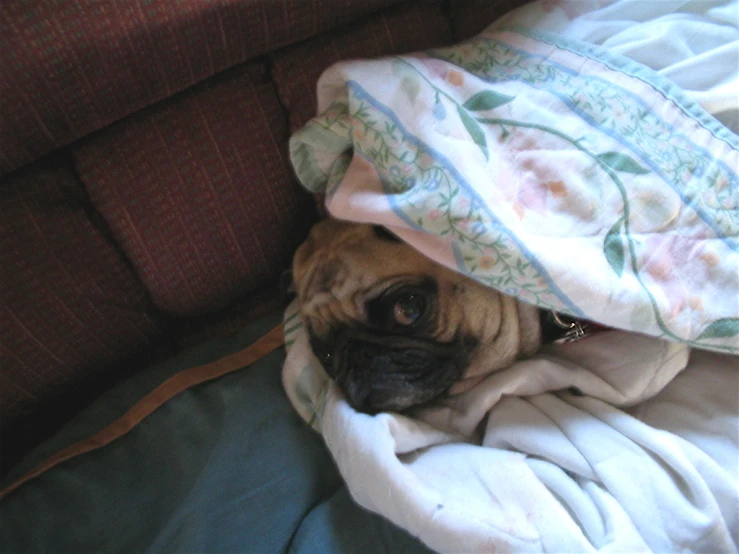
left=168, top=282, right=285, bottom=353
left=271, top=1, right=454, bottom=133
left=74, top=61, right=315, bottom=316
left=0, top=0, right=403, bottom=176
left=0, top=158, right=163, bottom=428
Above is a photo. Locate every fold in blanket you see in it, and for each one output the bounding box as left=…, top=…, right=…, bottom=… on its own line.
left=290, top=17, right=738, bottom=355
left=283, top=303, right=738, bottom=553
left=283, top=0, right=739, bottom=552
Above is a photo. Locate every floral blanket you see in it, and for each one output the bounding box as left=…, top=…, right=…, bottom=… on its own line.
left=283, top=4, right=739, bottom=552
left=290, top=26, right=739, bottom=354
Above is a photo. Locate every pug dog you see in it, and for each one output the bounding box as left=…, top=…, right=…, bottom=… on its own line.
left=291, top=218, right=542, bottom=414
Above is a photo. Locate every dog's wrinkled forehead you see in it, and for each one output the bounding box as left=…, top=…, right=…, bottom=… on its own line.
left=292, top=220, right=428, bottom=330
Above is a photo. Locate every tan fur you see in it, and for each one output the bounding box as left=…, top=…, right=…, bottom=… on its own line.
left=293, top=219, right=541, bottom=398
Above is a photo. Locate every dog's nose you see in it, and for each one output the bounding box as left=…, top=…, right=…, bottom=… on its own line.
left=341, top=374, right=395, bottom=414
left=339, top=373, right=403, bottom=414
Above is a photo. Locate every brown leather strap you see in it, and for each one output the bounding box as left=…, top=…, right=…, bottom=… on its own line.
left=0, top=323, right=285, bottom=501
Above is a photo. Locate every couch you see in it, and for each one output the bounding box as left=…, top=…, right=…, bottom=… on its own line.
left=0, top=0, right=531, bottom=482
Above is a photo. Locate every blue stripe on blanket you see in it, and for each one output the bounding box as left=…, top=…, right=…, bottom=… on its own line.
left=428, top=35, right=739, bottom=250
left=346, top=80, right=585, bottom=317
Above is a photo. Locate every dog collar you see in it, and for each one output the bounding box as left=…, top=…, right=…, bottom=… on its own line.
left=540, top=310, right=606, bottom=344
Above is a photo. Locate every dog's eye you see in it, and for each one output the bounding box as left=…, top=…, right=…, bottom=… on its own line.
left=366, top=281, right=434, bottom=330
left=393, top=292, right=425, bottom=326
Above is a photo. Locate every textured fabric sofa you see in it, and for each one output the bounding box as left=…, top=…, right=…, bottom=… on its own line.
left=0, top=0, right=529, bottom=475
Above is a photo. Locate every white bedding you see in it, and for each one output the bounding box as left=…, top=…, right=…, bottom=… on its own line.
left=284, top=307, right=738, bottom=552
left=282, top=1, right=739, bottom=552
left=494, top=0, right=739, bottom=133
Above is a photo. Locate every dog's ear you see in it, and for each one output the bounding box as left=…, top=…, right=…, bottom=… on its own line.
left=337, top=334, right=476, bottom=412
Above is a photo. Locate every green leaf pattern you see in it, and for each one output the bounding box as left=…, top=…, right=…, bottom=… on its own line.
left=596, top=152, right=650, bottom=175
left=696, top=318, right=739, bottom=340
left=457, top=105, right=489, bottom=160
left=431, top=36, right=738, bottom=243
left=289, top=31, right=739, bottom=354
left=463, top=90, right=515, bottom=111
left=603, top=220, right=625, bottom=277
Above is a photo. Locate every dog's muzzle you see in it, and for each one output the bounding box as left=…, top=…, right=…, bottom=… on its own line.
left=321, top=329, right=476, bottom=413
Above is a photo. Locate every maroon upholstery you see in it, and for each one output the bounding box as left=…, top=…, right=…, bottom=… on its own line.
left=0, top=0, right=401, bottom=177
left=1, top=0, right=532, bottom=473
left=74, top=62, right=315, bottom=316
left=272, top=1, right=453, bottom=133
left=168, top=282, right=285, bottom=352
left=0, top=160, right=163, bottom=426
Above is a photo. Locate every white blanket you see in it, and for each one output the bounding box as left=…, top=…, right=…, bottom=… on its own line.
left=494, top=0, right=739, bottom=134
left=282, top=1, right=739, bottom=552
left=284, top=303, right=738, bottom=552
